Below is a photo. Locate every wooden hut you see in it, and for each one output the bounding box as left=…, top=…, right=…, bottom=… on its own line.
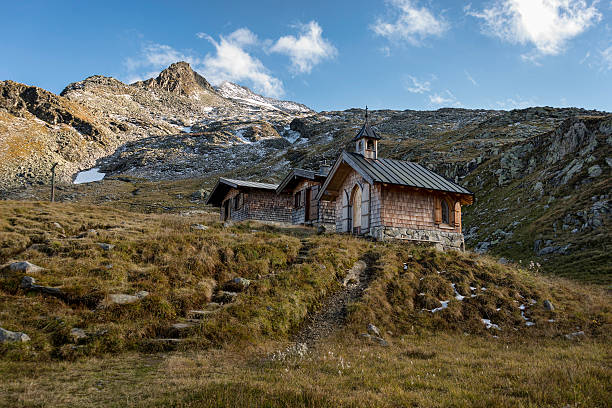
left=206, top=178, right=292, bottom=223
left=316, top=112, right=473, bottom=250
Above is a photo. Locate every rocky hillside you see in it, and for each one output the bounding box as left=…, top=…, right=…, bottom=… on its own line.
left=0, top=80, right=117, bottom=190
left=0, top=61, right=610, bottom=282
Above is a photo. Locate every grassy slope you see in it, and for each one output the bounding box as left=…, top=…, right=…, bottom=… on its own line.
left=0, top=197, right=610, bottom=406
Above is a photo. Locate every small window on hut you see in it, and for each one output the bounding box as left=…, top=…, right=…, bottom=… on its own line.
left=366, top=139, right=374, bottom=150
left=441, top=200, right=450, bottom=224
left=234, top=194, right=242, bottom=210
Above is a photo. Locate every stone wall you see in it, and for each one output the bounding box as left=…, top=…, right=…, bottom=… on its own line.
left=370, top=226, right=465, bottom=251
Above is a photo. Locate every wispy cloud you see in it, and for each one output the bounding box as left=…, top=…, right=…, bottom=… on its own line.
left=467, top=0, right=602, bottom=60
left=123, top=43, right=197, bottom=81
left=429, top=90, right=461, bottom=106
left=199, top=28, right=284, bottom=97
left=404, top=75, right=431, bottom=93
left=602, top=45, right=612, bottom=70
left=464, top=70, right=478, bottom=86
left=372, top=0, right=449, bottom=46
left=495, top=96, right=537, bottom=109
left=269, top=21, right=337, bottom=74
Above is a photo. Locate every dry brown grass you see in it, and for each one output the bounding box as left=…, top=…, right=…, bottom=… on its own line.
left=0, top=334, right=609, bottom=407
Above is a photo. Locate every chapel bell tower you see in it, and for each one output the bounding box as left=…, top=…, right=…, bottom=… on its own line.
left=352, top=106, right=380, bottom=159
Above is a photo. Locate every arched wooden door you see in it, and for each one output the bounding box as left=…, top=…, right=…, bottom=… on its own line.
left=351, top=184, right=362, bottom=234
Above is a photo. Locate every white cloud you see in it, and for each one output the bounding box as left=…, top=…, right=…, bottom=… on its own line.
left=122, top=43, right=199, bottom=84
left=198, top=28, right=284, bottom=97
left=269, top=21, right=337, bottom=74
left=602, top=46, right=612, bottom=70
left=372, top=0, right=449, bottom=45
left=468, top=0, right=602, bottom=57
left=124, top=44, right=196, bottom=73
left=465, top=70, right=478, bottom=86
left=122, top=29, right=284, bottom=97
left=429, top=90, right=460, bottom=106
left=404, top=75, right=431, bottom=93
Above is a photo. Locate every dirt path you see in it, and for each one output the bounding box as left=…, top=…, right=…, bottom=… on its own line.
left=293, top=250, right=376, bottom=347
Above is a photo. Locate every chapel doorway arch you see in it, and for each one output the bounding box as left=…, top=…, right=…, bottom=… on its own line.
left=351, top=184, right=362, bottom=234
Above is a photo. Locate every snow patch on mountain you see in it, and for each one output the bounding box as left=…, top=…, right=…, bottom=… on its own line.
left=215, top=81, right=313, bottom=114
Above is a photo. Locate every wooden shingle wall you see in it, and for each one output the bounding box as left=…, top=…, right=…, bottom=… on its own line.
left=221, top=188, right=292, bottom=223
left=379, top=185, right=462, bottom=233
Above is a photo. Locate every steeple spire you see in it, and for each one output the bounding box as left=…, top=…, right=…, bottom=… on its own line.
left=365, top=105, right=368, bottom=123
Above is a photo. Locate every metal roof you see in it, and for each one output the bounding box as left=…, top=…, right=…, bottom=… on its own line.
left=219, top=178, right=278, bottom=190
left=275, top=168, right=328, bottom=194
left=206, top=177, right=278, bottom=206
left=316, top=151, right=473, bottom=201
left=345, top=152, right=473, bottom=195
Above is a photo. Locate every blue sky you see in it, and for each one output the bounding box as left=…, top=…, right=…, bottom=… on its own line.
left=1, top=0, right=611, bottom=112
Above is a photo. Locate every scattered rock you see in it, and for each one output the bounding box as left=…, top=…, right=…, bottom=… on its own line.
left=190, top=223, right=209, bottom=230
left=587, top=165, right=602, bottom=178
left=70, top=328, right=88, bottom=343
left=187, top=310, right=216, bottom=319
left=498, top=257, right=509, bottom=264
left=564, top=331, right=585, bottom=340
left=360, top=333, right=389, bottom=346
left=367, top=323, right=381, bottom=337
left=77, top=229, right=98, bottom=238
left=52, top=222, right=64, bottom=231
left=0, top=327, right=30, bottom=343
left=20, top=276, right=65, bottom=298
left=343, top=260, right=366, bottom=287
left=191, top=189, right=207, bottom=200
left=9, top=261, right=44, bottom=274
left=104, top=291, right=149, bottom=306
left=543, top=300, right=555, bottom=311
left=171, top=322, right=196, bottom=330
left=213, top=291, right=238, bottom=303
left=97, top=243, right=115, bottom=251
left=474, top=241, right=490, bottom=254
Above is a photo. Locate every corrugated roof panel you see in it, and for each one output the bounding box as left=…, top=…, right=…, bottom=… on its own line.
left=221, top=178, right=278, bottom=190
left=344, top=152, right=472, bottom=195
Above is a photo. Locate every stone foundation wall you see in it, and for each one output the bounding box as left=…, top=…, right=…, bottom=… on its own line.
left=370, top=226, right=465, bottom=251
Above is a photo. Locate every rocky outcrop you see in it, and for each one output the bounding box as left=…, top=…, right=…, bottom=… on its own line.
left=1, top=80, right=108, bottom=139
left=132, top=61, right=217, bottom=97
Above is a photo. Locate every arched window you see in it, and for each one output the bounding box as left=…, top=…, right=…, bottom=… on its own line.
left=441, top=200, right=450, bottom=224
left=366, top=139, right=374, bottom=150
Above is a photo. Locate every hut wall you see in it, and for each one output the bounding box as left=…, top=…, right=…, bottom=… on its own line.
left=221, top=188, right=292, bottom=223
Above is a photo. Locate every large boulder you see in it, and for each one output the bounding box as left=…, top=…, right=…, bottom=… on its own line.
left=9, top=261, right=44, bottom=274
left=103, top=291, right=149, bottom=306
left=0, top=327, right=30, bottom=343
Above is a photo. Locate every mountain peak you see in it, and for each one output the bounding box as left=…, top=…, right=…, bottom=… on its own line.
left=133, top=61, right=216, bottom=97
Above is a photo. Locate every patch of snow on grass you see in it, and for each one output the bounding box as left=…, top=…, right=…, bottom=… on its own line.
left=430, top=300, right=449, bottom=313
left=482, top=319, right=501, bottom=330
left=74, top=168, right=105, bottom=184
left=451, top=283, right=465, bottom=301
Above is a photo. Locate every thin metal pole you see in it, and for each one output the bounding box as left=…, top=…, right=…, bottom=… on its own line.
left=50, top=163, right=58, bottom=202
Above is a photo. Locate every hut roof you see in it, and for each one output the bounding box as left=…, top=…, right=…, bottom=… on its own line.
left=206, top=178, right=278, bottom=206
